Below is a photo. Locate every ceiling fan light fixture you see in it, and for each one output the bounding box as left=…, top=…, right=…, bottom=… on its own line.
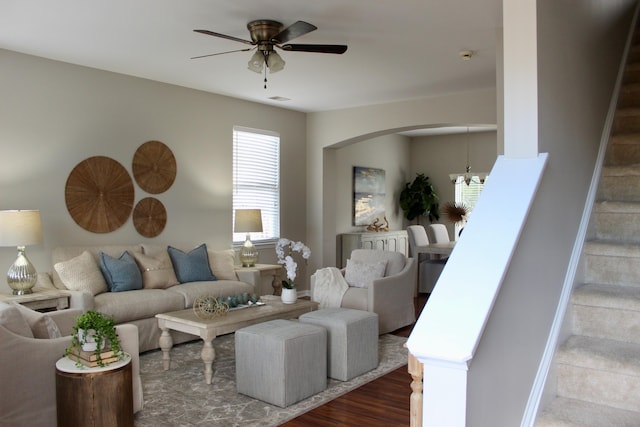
left=267, top=51, right=285, bottom=73
left=247, top=51, right=264, bottom=73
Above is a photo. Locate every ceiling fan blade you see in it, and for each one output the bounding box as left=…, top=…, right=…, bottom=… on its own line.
left=272, top=21, right=317, bottom=44
left=191, top=48, right=253, bottom=60
left=281, top=44, right=348, bottom=54
left=193, top=29, right=254, bottom=45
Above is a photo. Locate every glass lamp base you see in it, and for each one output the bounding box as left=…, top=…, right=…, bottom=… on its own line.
left=239, top=236, right=259, bottom=267
left=7, top=247, right=37, bottom=295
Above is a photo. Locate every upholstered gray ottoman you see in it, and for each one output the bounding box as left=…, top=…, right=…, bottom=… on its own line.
left=299, top=308, right=378, bottom=381
left=235, top=319, right=327, bottom=407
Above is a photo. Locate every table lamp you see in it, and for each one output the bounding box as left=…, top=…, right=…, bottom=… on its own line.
left=234, top=209, right=263, bottom=267
left=0, top=210, right=43, bottom=295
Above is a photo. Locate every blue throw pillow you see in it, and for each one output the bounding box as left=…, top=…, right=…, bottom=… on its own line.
left=99, top=251, right=143, bottom=293
left=167, top=244, right=217, bottom=283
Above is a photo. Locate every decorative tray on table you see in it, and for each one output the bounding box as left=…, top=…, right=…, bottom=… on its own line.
left=193, top=294, right=263, bottom=319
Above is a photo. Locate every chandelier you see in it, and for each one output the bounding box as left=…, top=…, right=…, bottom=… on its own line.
left=449, top=128, right=488, bottom=186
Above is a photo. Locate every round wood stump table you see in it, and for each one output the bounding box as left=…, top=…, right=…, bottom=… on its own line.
left=55, top=353, right=133, bottom=427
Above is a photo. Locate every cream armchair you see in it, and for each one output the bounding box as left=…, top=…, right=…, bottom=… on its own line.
left=0, top=302, right=143, bottom=427
left=310, top=249, right=416, bottom=334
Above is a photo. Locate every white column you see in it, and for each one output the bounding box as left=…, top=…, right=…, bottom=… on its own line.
left=503, top=0, right=539, bottom=158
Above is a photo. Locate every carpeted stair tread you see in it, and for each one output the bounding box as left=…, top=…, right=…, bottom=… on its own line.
left=573, top=283, right=640, bottom=312
left=557, top=335, right=640, bottom=376
left=609, top=132, right=640, bottom=144
left=584, top=240, right=640, bottom=257
left=601, top=164, right=640, bottom=176
left=591, top=202, right=640, bottom=243
left=537, top=397, right=640, bottom=427
left=594, top=200, right=640, bottom=213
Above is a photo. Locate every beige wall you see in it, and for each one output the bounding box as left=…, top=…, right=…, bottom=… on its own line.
left=0, top=49, right=306, bottom=294
left=333, top=134, right=411, bottom=235
left=306, top=88, right=498, bottom=273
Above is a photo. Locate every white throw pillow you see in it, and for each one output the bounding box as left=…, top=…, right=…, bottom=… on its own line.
left=207, top=249, right=238, bottom=281
left=54, top=250, right=108, bottom=296
left=344, top=259, right=387, bottom=288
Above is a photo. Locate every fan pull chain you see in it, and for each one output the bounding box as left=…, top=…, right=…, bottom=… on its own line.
left=264, top=66, right=268, bottom=89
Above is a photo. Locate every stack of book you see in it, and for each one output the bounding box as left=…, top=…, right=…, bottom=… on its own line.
left=67, top=346, right=118, bottom=367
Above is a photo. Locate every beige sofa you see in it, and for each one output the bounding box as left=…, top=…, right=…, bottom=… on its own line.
left=0, top=302, right=143, bottom=427
left=39, top=244, right=261, bottom=352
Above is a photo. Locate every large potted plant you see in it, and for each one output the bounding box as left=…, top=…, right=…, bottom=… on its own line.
left=66, top=310, right=123, bottom=366
left=399, top=173, right=440, bottom=224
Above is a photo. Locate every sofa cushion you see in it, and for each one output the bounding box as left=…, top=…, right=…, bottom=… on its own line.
left=54, top=251, right=109, bottom=296
left=99, top=251, right=143, bottom=292
left=94, top=289, right=184, bottom=324
left=0, top=302, right=34, bottom=338
left=166, top=280, right=254, bottom=308
left=168, top=244, right=217, bottom=283
left=12, top=302, right=62, bottom=339
left=207, top=249, right=238, bottom=281
left=344, top=259, right=387, bottom=288
left=132, top=251, right=179, bottom=289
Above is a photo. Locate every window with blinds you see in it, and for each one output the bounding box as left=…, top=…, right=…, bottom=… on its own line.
left=453, top=175, right=488, bottom=236
left=232, top=127, right=280, bottom=242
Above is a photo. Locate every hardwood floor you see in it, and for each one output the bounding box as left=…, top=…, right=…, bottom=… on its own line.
left=281, top=294, right=428, bottom=426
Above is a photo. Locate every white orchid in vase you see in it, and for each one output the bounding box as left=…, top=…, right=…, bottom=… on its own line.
left=275, top=238, right=311, bottom=289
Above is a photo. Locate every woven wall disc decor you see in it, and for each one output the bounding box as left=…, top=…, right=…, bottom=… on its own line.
left=133, top=197, right=167, bottom=238
left=65, top=156, right=135, bottom=233
left=132, top=140, right=177, bottom=194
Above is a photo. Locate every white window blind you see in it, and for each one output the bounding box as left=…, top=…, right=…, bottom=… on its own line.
left=233, top=127, right=280, bottom=242
left=453, top=175, right=488, bottom=236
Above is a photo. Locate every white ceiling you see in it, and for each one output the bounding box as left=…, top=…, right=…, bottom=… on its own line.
left=0, top=0, right=502, bottom=114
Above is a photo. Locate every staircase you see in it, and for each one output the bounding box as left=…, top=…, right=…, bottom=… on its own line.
left=536, top=28, right=640, bottom=426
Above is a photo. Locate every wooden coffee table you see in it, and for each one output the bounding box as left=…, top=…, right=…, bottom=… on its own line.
left=155, top=297, right=318, bottom=384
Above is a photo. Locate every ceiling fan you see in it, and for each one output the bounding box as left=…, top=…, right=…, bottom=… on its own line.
left=192, top=20, right=348, bottom=88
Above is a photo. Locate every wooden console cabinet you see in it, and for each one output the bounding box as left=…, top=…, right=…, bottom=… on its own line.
left=338, top=230, right=409, bottom=268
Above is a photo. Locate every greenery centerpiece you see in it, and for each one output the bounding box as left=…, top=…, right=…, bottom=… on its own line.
left=399, top=173, right=440, bottom=224
left=66, top=310, right=123, bottom=367
left=275, top=238, right=311, bottom=303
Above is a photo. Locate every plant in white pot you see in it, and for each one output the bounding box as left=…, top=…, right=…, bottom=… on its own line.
left=66, top=310, right=123, bottom=366
left=275, top=238, right=311, bottom=304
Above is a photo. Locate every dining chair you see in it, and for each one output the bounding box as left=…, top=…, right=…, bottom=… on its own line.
left=406, top=225, right=447, bottom=294
left=427, top=223, right=451, bottom=261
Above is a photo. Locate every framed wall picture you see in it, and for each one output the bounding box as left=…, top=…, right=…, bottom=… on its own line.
left=353, top=166, right=386, bottom=226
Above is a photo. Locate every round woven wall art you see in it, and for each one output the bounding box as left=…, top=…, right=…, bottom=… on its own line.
left=132, top=197, right=167, bottom=238
left=132, top=140, right=176, bottom=194
left=65, top=156, right=135, bottom=233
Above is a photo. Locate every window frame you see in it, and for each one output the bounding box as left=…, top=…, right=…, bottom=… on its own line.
left=232, top=126, right=281, bottom=243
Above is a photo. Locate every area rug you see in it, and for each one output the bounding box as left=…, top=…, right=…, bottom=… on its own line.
left=134, top=333, right=408, bottom=426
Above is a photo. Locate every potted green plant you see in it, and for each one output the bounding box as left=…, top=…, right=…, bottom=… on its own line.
left=399, top=173, right=440, bottom=224
left=66, top=310, right=123, bottom=366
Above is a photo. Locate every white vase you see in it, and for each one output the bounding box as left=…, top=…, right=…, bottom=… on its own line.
left=281, top=288, right=297, bottom=304
left=79, top=328, right=103, bottom=352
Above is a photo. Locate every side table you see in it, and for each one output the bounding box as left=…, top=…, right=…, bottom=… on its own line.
left=235, top=263, right=283, bottom=295
left=0, top=287, right=70, bottom=312
left=56, top=353, right=133, bottom=427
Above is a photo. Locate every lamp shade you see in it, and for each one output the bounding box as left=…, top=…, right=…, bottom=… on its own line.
left=267, top=51, right=285, bottom=73
left=234, top=209, right=263, bottom=233
left=0, top=210, right=43, bottom=247
left=248, top=51, right=264, bottom=73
